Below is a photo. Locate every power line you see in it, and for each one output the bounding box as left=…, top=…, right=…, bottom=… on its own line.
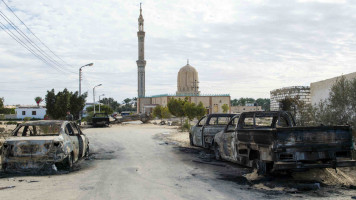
left=0, top=21, right=65, bottom=73
left=1, top=0, right=75, bottom=70
left=0, top=10, right=73, bottom=74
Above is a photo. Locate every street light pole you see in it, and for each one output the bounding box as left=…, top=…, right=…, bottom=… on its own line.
left=93, top=84, right=102, bottom=114
left=99, top=94, right=105, bottom=113
left=79, top=63, right=93, bottom=122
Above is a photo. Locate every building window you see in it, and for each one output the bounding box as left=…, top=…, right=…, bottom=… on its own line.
left=32, top=111, right=36, bottom=115
left=22, top=111, right=26, bottom=115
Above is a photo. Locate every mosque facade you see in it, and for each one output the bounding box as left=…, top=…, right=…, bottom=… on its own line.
left=136, top=5, right=230, bottom=114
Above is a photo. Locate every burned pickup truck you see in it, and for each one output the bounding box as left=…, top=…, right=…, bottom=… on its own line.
left=213, top=111, right=356, bottom=174
left=92, top=113, right=110, bottom=127
left=189, top=113, right=237, bottom=149
left=0, top=120, right=89, bottom=172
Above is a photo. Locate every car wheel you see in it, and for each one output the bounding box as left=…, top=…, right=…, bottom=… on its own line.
left=189, top=134, right=194, bottom=146
left=63, top=153, right=73, bottom=170
left=1, top=163, right=7, bottom=172
left=254, top=160, right=267, bottom=175
left=214, top=143, right=221, bottom=160
left=85, top=145, right=90, bottom=157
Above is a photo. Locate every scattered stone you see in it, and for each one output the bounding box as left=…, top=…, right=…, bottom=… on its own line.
left=27, top=180, right=39, bottom=183
left=0, top=186, right=15, bottom=190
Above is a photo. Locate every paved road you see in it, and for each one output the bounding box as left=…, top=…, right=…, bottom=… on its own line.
left=1, top=123, right=355, bottom=199
left=0, top=124, right=260, bottom=200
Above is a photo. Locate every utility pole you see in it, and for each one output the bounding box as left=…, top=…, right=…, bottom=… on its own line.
left=79, top=63, right=93, bottom=123
left=93, top=84, right=102, bottom=114
left=99, top=94, right=105, bottom=113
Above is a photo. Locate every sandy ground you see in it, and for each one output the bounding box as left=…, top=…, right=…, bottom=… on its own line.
left=0, top=122, right=356, bottom=199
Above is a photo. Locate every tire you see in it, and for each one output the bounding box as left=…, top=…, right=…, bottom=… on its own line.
left=189, top=134, right=194, bottom=146
left=63, top=153, right=73, bottom=170
left=255, top=160, right=267, bottom=175
left=1, top=163, right=7, bottom=172
left=214, top=143, right=221, bottom=160
left=85, top=145, right=90, bottom=158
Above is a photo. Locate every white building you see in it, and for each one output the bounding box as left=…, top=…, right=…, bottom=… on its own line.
left=16, top=106, right=46, bottom=119
left=310, top=72, right=356, bottom=105
left=270, top=86, right=311, bottom=111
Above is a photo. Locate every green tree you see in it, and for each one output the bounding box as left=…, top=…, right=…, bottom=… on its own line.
left=222, top=104, right=229, bottom=113
left=312, top=76, right=356, bottom=128
left=161, top=106, right=172, bottom=119
left=168, top=98, right=186, bottom=130
left=183, top=102, right=197, bottom=121
left=152, top=105, right=171, bottom=122
left=153, top=105, right=163, bottom=120
left=0, top=97, right=4, bottom=108
left=45, top=88, right=87, bottom=119
left=100, top=97, right=121, bottom=112
left=196, top=102, right=206, bottom=119
left=86, top=105, right=113, bottom=114
left=256, top=98, right=270, bottom=111
left=45, top=89, right=56, bottom=118
left=69, top=91, right=87, bottom=119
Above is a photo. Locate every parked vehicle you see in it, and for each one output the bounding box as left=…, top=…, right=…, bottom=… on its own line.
left=0, top=120, right=89, bottom=172
left=92, top=113, right=110, bottom=127
left=213, top=111, right=356, bottom=174
left=189, top=113, right=236, bottom=149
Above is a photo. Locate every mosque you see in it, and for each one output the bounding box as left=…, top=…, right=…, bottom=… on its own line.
left=136, top=4, right=230, bottom=114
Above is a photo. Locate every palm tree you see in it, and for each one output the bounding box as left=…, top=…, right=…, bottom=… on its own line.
left=35, top=96, right=43, bottom=107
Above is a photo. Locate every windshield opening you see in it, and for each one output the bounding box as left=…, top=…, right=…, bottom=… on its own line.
left=13, top=124, right=61, bottom=136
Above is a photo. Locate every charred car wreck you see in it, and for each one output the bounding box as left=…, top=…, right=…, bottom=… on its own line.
left=213, top=111, right=356, bottom=174
left=189, top=113, right=237, bottom=149
left=0, top=121, right=89, bottom=172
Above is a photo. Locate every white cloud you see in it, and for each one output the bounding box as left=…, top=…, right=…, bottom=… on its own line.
left=0, top=0, right=355, bottom=105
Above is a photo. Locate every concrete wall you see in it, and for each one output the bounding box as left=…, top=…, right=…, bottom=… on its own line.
left=137, top=97, right=152, bottom=113
left=16, top=107, right=46, bottom=119
left=310, top=72, right=356, bottom=105
left=231, top=106, right=262, bottom=113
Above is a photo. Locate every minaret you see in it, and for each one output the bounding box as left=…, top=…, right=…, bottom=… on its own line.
left=137, top=3, right=146, bottom=98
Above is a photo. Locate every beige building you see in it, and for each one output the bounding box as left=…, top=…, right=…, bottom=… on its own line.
left=310, top=72, right=356, bottom=105
left=231, top=105, right=262, bottom=113
left=270, top=86, right=311, bottom=111
left=137, top=62, right=231, bottom=114
left=138, top=94, right=231, bottom=114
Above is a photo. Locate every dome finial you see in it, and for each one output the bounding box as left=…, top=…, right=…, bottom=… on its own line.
left=140, top=3, right=142, bottom=15
left=187, top=59, right=189, bottom=65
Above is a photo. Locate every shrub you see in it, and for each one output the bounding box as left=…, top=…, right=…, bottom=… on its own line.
left=23, top=117, right=31, bottom=121
left=182, top=119, right=191, bottom=132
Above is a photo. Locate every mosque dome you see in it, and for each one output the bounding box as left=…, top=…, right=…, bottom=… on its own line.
left=176, top=62, right=200, bottom=95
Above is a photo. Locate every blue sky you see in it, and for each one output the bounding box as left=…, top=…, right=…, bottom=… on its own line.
left=0, top=0, right=355, bottom=105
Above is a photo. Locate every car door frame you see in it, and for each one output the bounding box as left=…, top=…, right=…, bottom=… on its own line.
left=65, top=122, right=80, bottom=162
left=221, top=115, right=239, bottom=160
left=192, top=116, right=208, bottom=146
left=70, top=122, right=86, bottom=159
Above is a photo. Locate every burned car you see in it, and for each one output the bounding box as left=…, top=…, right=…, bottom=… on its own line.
left=189, top=113, right=236, bottom=149
left=0, top=120, right=89, bottom=172
left=214, top=111, right=356, bottom=174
